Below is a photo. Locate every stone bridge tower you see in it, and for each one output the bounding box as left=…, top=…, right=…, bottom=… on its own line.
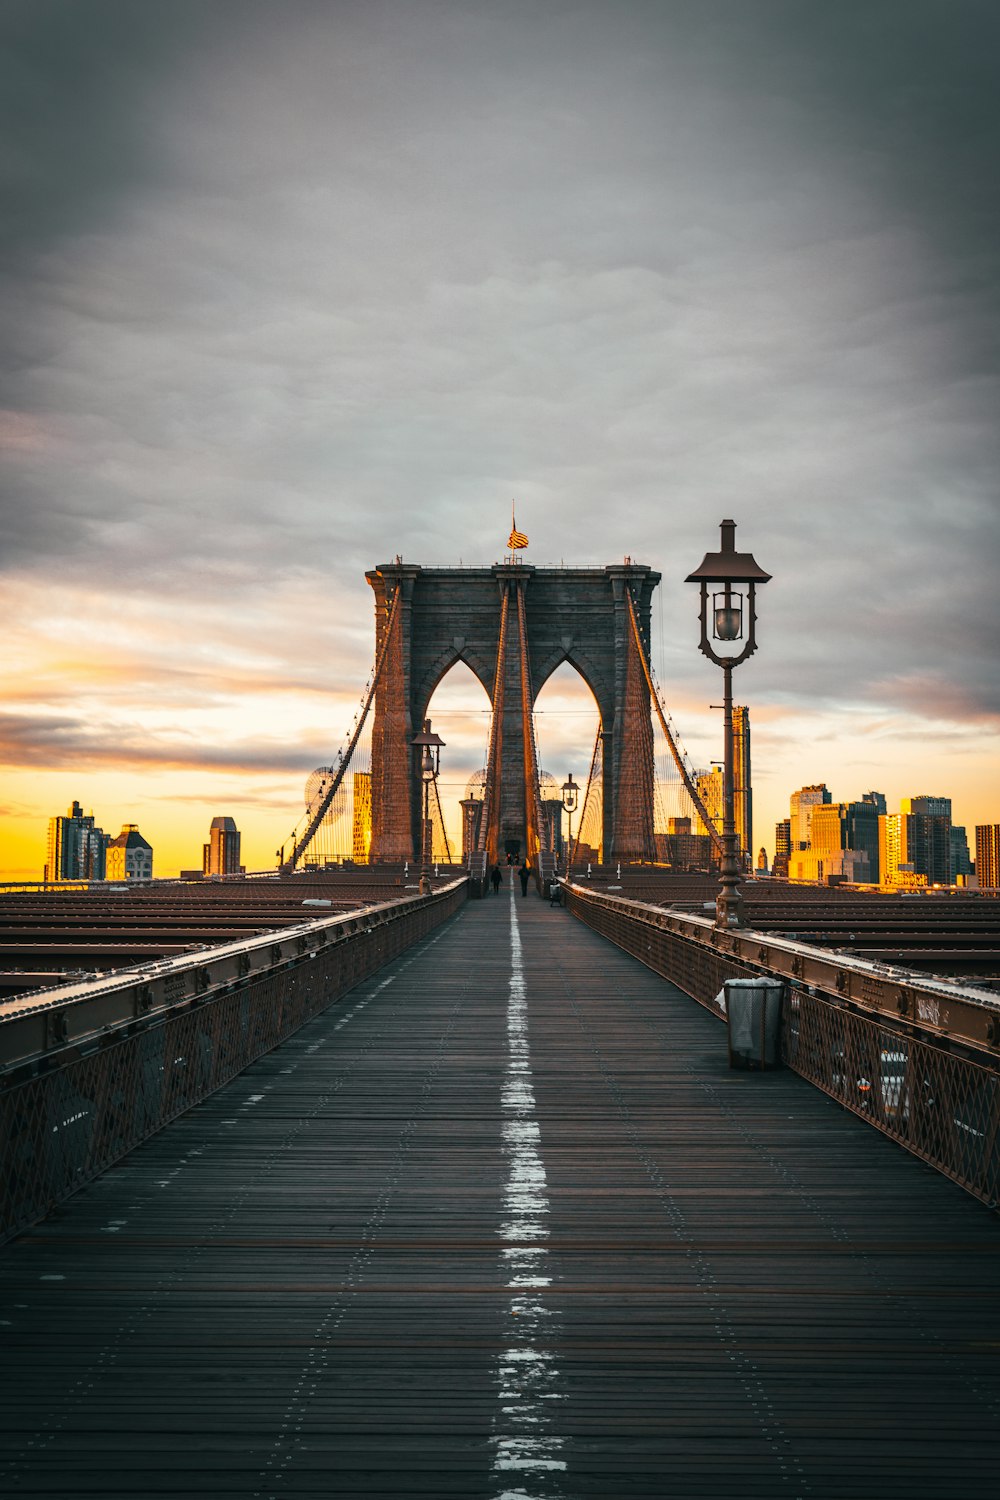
left=365, top=561, right=660, bottom=864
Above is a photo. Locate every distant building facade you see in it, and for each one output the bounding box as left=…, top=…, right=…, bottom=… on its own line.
left=732, top=705, right=751, bottom=867
left=879, top=814, right=905, bottom=888
left=352, top=774, right=372, bottom=863
left=203, top=816, right=242, bottom=877
left=773, top=818, right=791, bottom=879
left=900, top=796, right=952, bottom=885
left=950, top=826, right=973, bottom=883
left=976, top=825, right=1000, bottom=889
left=106, top=824, right=153, bottom=881
left=811, top=800, right=881, bottom=884
left=790, top=784, right=831, bottom=849
left=788, top=848, right=871, bottom=885
left=694, top=768, right=722, bottom=840
left=45, top=800, right=108, bottom=882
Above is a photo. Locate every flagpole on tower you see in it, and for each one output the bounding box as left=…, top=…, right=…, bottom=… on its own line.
left=507, top=501, right=529, bottom=559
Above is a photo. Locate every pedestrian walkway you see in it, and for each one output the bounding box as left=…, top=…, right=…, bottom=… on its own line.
left=2, top=879, right=998, bottom=1498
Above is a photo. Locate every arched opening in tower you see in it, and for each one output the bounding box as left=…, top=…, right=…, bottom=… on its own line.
left=532, top=660, right=604, bottom=865
left=422, top=659, right=493, bottom=862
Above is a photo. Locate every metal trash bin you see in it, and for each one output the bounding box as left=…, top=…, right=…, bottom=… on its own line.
left=720, top=978, right=785, bottom=1070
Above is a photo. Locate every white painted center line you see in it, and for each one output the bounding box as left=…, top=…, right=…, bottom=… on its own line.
left=491, top=882, right=567, bottom=1495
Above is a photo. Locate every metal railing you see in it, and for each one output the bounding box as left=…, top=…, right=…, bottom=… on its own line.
left=0, top=879, right=468, bottom=1244
left=563, top=881, right=1000, bottom=1206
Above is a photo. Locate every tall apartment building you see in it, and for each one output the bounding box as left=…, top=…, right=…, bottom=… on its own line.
left=732, top=705, right=751, bottom=867
left=45, top=800, right=108, bottom=882
left=900, top=796, right=952, bottom=885
left=790, top=784, right=831, bottom=849
left=106, top=824, right=153, bottom=881
left=879, top=799, right=953, bottom=888
left=352, top=773, right=372, bottom=863
left=811, top=800, right=880, bottom=884
left=976, top=825, right=1000, bottom=889
left=879, top=814, right=904, bottom=887
left=203, top=816, right=242, bottom=877
left=694, top=767, right=723, bottom=839
left=951, top=826, right=973, bottom=882
left=773, top=818, right=791, bottom=878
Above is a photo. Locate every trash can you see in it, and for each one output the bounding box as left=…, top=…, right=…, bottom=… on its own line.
left=720, top=978, right=785, bottom=1070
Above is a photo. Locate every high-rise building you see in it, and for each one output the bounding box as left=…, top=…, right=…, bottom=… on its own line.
left=950, top=827, right=973, bottom=882
left=790, top=784, right=831, bottom=848
left=352, top=773, right=372, bottom=863
left=694, top=768, right=722, bottom=838
left=732, top=705, right=751, bottom=866
left=879, top=814, right=905, bottom=887
left=106, top=824, right=153, bottom=881
left=975, top=825, right=1000, bottom=889
left=861, top=790, right=887, bottom=816
left=45, top=800, right=108, bottom=882
left=203, top=816, right=242, bottom=877
left=900, top=796, right=952, bottom=885
left=773, top=818, right=791, bottom=878
left=811, top=800, right=881, bottom=885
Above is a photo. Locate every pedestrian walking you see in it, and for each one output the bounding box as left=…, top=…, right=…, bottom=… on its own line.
left=518, top=862, right=531, bottom=897
left=491, top=863, right=502, bottom=894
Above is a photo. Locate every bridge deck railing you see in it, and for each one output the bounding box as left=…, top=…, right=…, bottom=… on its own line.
left=0, top=879, right=468, bottom=1245
left=563, top=880, right=1000, bottom=1207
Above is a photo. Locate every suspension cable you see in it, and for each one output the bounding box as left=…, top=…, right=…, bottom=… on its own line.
left=625, top=590, right=725, bottom=856
left=284, top=585, right=402, bottom=872
left=431, top=774, right=453, bottom=863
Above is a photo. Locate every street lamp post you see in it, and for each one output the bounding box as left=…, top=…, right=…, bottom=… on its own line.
left=411, top=719, right=445, bottom=897
left=561, top=773, right=579, bottom=875
left=686, top=519, right=771, bottom=929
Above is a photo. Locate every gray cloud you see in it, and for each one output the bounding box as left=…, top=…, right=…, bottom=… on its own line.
left=1, top=0, right=998, bottom=816
left=0, top=709, right=325, bottom=774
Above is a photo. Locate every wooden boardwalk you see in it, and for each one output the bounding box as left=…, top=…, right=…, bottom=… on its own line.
left=2, top=881, right=998, bottom=1498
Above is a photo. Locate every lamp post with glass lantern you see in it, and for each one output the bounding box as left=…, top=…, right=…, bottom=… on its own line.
left=561, top=773, right=579, bottom=874
left=685, top=519, right=771, bottom=929
left=411, top=719, right=445, bottom=896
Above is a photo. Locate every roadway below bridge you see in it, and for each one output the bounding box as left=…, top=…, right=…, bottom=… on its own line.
left=2, top=876, right=998, bottom=1497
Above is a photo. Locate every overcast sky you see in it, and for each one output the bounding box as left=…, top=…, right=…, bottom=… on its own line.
left=1, top=0, right=998, bottom=876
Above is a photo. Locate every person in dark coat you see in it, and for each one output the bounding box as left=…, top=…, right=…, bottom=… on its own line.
left=518, top=862, right=531, bottom=896
left=491, top=863, right=502, bottom=893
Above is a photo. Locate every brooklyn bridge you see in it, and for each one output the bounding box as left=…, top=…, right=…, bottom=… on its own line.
left=1, top=557, right=999, bottom=1498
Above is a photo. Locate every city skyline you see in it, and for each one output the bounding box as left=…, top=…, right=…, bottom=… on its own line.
left=2, top=3, right=998, bottom=878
